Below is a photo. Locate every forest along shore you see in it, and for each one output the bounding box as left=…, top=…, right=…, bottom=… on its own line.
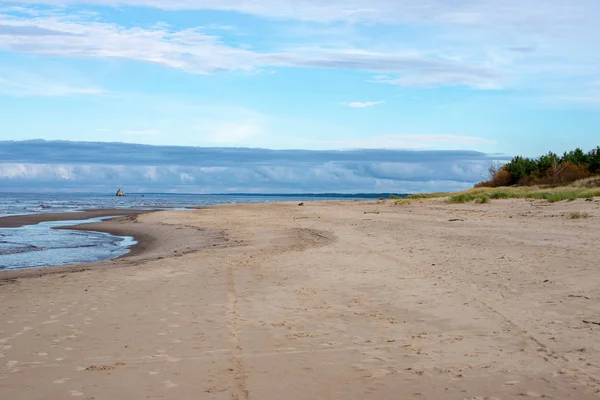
left=1, top=199, right=600, bottom=399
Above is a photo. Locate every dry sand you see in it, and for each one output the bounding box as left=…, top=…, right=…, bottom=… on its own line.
left=1, top=198, right=600, bottom=399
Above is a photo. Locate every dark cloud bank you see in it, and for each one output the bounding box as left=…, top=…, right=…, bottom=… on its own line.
left=0, top=140, right=507, bottom=193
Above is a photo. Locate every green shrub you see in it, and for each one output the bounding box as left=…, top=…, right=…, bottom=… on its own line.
left=476, top=146, right=600, bottom=188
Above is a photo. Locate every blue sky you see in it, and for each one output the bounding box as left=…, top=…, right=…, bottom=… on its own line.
left=0, top=1, right=599, bottom=192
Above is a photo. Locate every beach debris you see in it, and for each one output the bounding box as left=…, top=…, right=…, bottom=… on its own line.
left=583, top=320, right=600, bottom=326
left=364, top=211, right=380, bottom=214
left=585, top=198, right=593, bottom=201
left=115, top=189, right=126, bottom=197
left=448, top=218, right=465, bottom=222
left=568, top=295, right=591, bottom=300
left=86, top=362, right=125, bottom=371
left=298, top=202, right=304, bottom=206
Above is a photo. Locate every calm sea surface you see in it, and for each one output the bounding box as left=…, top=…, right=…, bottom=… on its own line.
left=0, top=192, right=391, bottom=270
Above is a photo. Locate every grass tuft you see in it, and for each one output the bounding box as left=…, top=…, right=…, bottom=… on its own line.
left=394, top=199, right=411, bottom=206
left=474, top=196, right=491, bottom=204
left=568, top=211, right=590, bottom=219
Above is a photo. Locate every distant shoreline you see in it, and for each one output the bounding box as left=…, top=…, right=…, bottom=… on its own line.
left=0, top=209, right=149, bottom=228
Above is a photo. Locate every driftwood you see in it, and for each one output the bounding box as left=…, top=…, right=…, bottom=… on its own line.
left=583, top=320, right=600, bottom=326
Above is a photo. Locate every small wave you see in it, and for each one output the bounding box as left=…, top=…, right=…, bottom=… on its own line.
left=0, top=245, right=46, bottom=256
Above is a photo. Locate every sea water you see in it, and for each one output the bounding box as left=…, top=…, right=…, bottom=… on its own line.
left=0, top=217, right=136, bottom=271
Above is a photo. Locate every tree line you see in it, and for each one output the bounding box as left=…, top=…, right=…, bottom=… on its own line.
left=477, top=146, right=600, bottom=187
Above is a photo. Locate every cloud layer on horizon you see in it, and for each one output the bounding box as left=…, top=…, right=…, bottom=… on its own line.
left=0, top=140, right=507, bottom=193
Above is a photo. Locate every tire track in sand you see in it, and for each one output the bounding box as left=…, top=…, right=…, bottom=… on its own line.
left=226, top=262, right=249, bottom=400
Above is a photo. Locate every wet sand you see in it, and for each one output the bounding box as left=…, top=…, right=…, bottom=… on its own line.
left=1, top=199, right=600, bottom=399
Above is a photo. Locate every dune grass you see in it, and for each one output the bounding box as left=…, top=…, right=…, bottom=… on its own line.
left=406, top=192, right=451, bottom=199
left=393, top=199, right=412, bottom=206
left=406, top=178, right=600, bottom=204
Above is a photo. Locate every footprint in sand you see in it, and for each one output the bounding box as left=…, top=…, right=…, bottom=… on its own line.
left=163, top=380, right=178, bottom=388
left=521, top=392, right=543, bottom=398
left=1, top=345, right=12, bottom=350
left=69, top=390, right=84, bottom=397
left=54, top=378, right=71, bottom=384
left=34, top=352, right=49, bottom=357
left=149, top=371, right=159, bottom=375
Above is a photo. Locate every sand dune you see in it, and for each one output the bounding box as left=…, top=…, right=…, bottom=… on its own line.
left=1, top=199, right=600, bottom=399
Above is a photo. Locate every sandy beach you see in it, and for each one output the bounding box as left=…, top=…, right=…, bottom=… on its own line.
left=1, top=198, right=600, bottom=399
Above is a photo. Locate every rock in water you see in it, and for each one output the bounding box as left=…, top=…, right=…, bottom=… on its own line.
left=116, top=189, right=126, bottom=197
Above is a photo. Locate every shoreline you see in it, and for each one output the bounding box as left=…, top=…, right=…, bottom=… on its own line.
left=0, top=209, right=230, bottom=280
left=0, top=209, right=150, bottom=228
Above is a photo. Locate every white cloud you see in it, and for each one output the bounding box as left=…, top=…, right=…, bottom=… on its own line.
left=0, top=153, right=493, bottom=193
left=0, top=159, right=487, bottom=193
left=0, top=2, right=597, bottom=100
left=0, top=8, right=502, bottom=88
left=373, top=72, right=502, bottom=90
left=2, top=0, right=598, bottom=31
left=347, top=101, right=384, bottom=108
left=0, top=69, right=104, bottom=96
left=121, top=129, right=163, bottom=136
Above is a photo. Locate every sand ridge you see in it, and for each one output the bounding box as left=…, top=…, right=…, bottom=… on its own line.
left=1, top=199, right=600, bottom=399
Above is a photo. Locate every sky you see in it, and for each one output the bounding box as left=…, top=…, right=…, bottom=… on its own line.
left=0, top=1, right=599, bottom=192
